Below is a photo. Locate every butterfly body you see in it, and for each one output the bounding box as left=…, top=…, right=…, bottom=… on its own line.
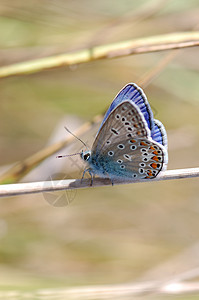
left=80, top=83, right=168, bottom=183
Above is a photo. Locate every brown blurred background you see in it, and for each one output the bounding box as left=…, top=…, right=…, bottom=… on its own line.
left=0, top=0, right=199, bottom=297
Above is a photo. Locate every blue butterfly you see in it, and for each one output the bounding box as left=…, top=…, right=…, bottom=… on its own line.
left=80, top=83, right=168, bottom=185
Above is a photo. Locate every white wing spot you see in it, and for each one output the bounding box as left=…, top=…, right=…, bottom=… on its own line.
left=117, top=159, right=123, bottom=164
left=120, top=165, right=125, bottom=169
left=139, top=162, right=145, bottom=167
left=117, top=144, right=125, bottom=150
left=110, top=128, right=119, bottom=135
left=130, top=145, right=137, bottom=150
left=142, top=157, right=149, bottom=162
left=108, top=151, right=114, bottom=156
left=139, top=168, right=144, bottom=174
left=123, top=154, right=132, bottom=161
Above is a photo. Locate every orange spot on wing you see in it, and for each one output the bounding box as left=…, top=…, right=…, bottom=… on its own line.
left=146, top=170, right=152, bottom=175
left=140, top=141, right=148, bottom=146
left=152, top=156, right=159, bottom=162
left=151, top=163, right=157, bottom=169
left=130, top=139, right=136, bottom=143
left=152, top=150, right=158, bottom=155
left=150, top=146, right=155, bottom=150
left=145, top=170, right=153, bottom=179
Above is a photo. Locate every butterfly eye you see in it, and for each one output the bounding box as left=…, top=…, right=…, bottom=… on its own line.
left=83, top=153, right=90, bottom=161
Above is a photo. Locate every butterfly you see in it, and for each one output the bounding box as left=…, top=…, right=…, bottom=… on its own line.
left=79, top=83, right=168, bottom=185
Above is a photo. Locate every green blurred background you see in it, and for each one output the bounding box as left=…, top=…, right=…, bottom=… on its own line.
left=0, top=0, right=199, bottom=297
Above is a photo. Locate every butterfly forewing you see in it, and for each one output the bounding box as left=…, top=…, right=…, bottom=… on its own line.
left=92, top=101, right=150, bottom=156
left=89, top=101, right=166, bottom=180
left=100, top=83, right=154, bottom=131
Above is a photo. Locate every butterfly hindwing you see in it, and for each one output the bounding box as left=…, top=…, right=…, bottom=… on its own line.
left=98, top=137, right=166, bottom=180
left=151, top=119, right=168, bottom=150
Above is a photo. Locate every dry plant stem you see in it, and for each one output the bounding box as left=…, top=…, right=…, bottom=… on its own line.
left=0, top=32, right=199, bottom=78
left=1, top=281, right=199, bottom=299
left=137, top=50, right=179, bottom=88
left=1, top=282, right=199, bottom=299
left=0, top=167, right=198, bottom=198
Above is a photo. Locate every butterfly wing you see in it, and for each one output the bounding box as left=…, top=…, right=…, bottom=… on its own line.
left=90, top=101, right=167, bottom=180
left=152, top=119, right=168, bottom=149
left=100, top=83, right=154, bottom=132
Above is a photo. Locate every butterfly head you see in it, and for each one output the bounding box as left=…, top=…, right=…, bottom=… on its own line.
left=80, top=150, right=91, bottom=162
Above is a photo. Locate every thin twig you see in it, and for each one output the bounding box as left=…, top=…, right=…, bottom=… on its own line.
left=0, top=168, right=198, bottom=198
left=137, top=50, right=180, bottom=88
left=0, top=32, right=199, bottom=78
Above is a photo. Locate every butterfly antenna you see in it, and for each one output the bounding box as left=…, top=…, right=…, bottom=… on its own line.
left=56, top=127, right=88, bottom=159
left=56, top=152, right=81, bottom=159
left=64, top=126, right=88, bottom=148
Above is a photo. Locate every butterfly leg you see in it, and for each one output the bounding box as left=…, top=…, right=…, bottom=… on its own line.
left=81, top=168, right=94, bottom=186
left=89, top=171, right=94, bottom=186
left=81, top=168, right=88, bottom=183
left=108, top=176, right=114, bottom=186
left=81, top=170, right=85, bottom=183
left=105, top=173, right=114, bottom=186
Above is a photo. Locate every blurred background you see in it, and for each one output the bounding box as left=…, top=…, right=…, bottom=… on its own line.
left=0, top=0, right=199, bottom=298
